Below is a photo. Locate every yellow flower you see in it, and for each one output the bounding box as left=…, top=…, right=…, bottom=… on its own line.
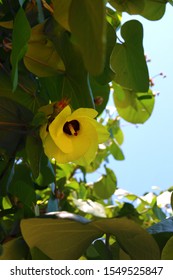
left=40, top=105, right=109, bottom=166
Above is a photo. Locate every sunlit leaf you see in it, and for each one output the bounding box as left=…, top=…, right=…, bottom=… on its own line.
left=109, top=139, right=125, bottom=160
left=106, top=7, right=122, bottom=29
left=73, top=199, right=106, bottom=218
left=113, top=83, right=155, bottom=124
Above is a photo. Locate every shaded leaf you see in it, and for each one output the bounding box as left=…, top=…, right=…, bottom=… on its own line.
left=94, top=22, right=116, bottom=85
left=86, top=239, right=112, bottom=260
left=52, top=0, right=71, bottom=31
left=0, top=96, right=33, bottom=156
left=35, top=154, right=54, bottom=186
left=45, top=20, right=94, bottom=108
left=24, top=23, right=65, bottom=77
left=141, top=0, right=166, bottom=20
left=26, top=134, right=43, bottom=179
left=94, top=218, right=160, bottom=260
left=30, top=247, right=51, bottom=260
left=161, top=236, right=173, bottom=259
left=111, top=20, right=149, bottom=92
left=21, top=217, right=102, bottom=260
left=93, top=167, right=117, bottom=199
left=69, top=0, right=106, bottom=75
left=109, top=0, right=145, bottom=14
left=0, top=20, right=13, bottom=28
left=21, top=216, right=160, bottom=260
left=0, top=68, right=41, bottom=113
left=0, top=237, right=28, bottom=260
left=11, top=7, right=31, bottom=91
left=9, top=181, right=36, bottom=207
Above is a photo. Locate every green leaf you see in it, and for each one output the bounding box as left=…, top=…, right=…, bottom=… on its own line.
left=30, top=247, right=51, bottom=260
left=11, top=7, right=31, bottom=91
left=106, top=7, right=122, bottom=29
left=35, top=154, right=54, bottom=186
left=0, top=237, right=29, bottom=260
left=161, top=236, right=173, bottom=259
left=109, top=0, right=145, bottom=14
left=141, top=0, right=166, bottom=21
left=89, top=76, right=110, bottom=115
left=94, top=22, right=116, bottom=85
left=86, top=239, right=112, bottom=259
left=109, top=139, right=125, bottom=160
left=69, top=0, right=106, bottom=75
left=21, top=217, right=101, bottom=260
left=152, top=203, right=166, bottom=220
left=21, top=216, right=160, bottom=260
left=113, top=83, right=155, bottom=124
left=24, top=23, right=65, bottom=77
left=93, top=167, right=117, bottom=199
left=0, top=68, right=41, bottom=113
left=111, top=20, right=149, bottom=92
left=9, top=180, right=36, bottom=207
left=45, top=20, right=94, bottom=108
left=26, top=134, right=43, bottom=179
left=52, top=0, right=71, bottom=31
left=0, top=244, right=3, bottom=256
left=0, top=159, right=14, bottom=197
left=0, top=96, right=33, bottom=155
left=94, top=218, right=160, bottom=260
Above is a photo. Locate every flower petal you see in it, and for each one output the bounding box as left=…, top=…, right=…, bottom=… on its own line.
left=77, top=117, right=109, bottom=143
left=49, top=105, right=72, bottom=152
left=73, top=136, right=98, bottom=166
left=68, top=108, right=98, bottom=120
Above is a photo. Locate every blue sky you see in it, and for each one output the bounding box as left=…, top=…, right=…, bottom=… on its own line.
left=88, top=4, right=173, bottom=196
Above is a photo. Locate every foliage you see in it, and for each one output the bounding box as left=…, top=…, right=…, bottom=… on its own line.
left=0, top=0, right=172, bottom=260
